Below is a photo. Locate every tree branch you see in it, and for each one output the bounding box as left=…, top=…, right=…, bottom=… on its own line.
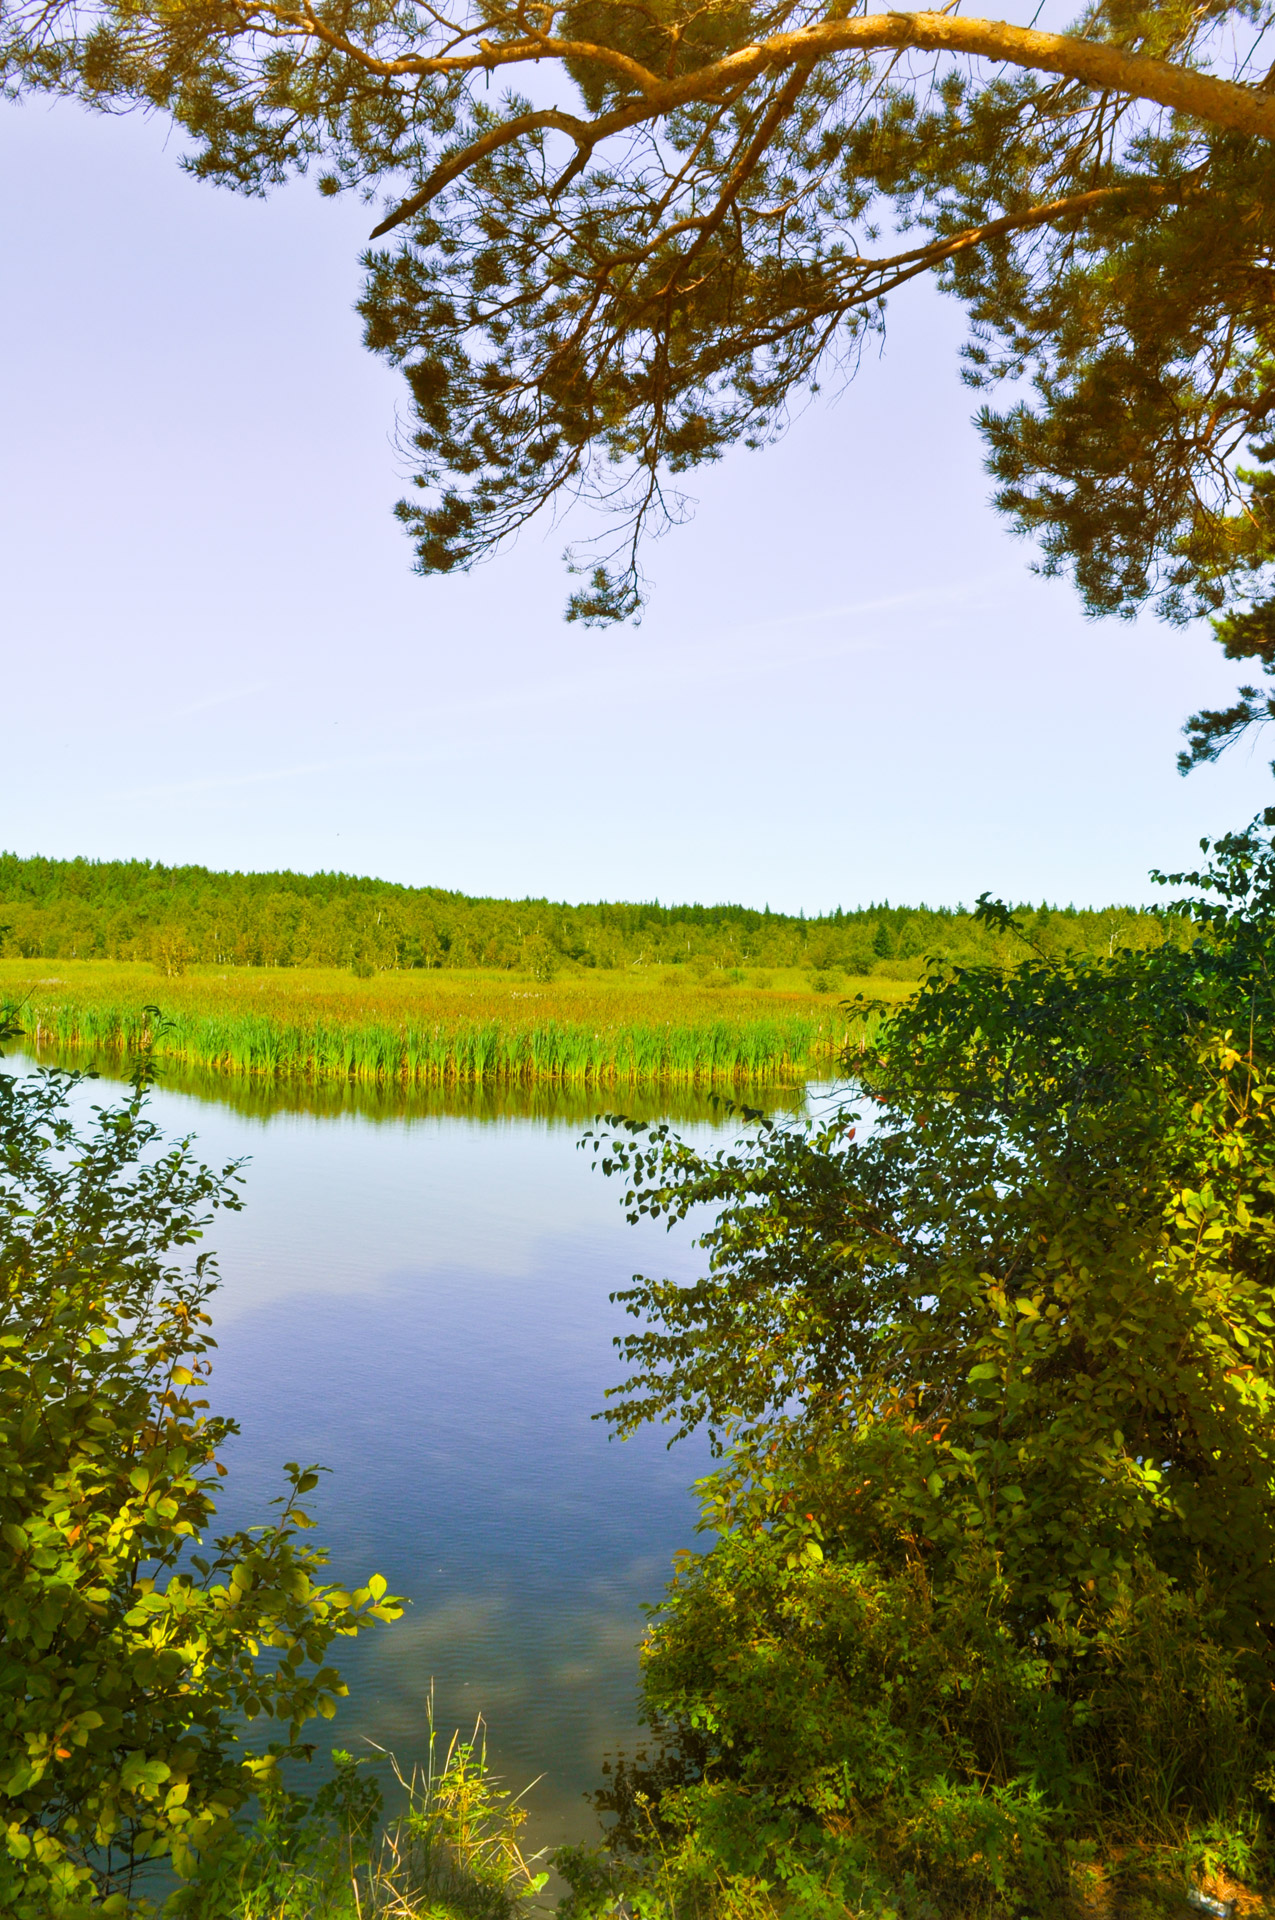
left=369, top=106, right=595, bottom=236
left=357, top=9, right=1275, bottom=238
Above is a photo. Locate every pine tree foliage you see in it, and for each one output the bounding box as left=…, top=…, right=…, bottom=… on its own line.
left=5, top=0, right=1275, bottom=731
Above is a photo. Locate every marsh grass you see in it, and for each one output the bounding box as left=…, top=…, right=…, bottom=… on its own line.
left=174, top=1725, right=549, bottom=1920
left=0, top=960, right=902, bottom=1088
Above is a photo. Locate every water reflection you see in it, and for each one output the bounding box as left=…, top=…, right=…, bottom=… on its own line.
left=23, top=1043, right=810, bottom=1128
left=8, top=1049, right=827, bottom=1848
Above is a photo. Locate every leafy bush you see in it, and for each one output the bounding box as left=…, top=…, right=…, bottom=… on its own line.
left=581, top=819, right=1275, bottom=1917
left=170, top=1748, right=384, bottom=1919
left=0, top=1026, right=401, bottom=1915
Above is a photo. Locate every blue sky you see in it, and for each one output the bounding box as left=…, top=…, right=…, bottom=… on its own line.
left=2, top=95, right=1270, bottom=912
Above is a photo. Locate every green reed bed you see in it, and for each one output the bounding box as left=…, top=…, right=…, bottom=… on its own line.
left=19, top=995, right=880, bottom=1087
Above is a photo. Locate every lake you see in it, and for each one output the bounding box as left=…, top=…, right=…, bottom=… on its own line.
left=8, top=1050, right=823, bottom=1854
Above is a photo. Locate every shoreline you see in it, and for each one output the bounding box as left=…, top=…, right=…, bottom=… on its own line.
left=1, top=959, right=902, bottom=1089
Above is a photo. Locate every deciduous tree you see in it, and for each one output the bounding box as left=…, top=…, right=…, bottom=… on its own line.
left=578, top=820, right=1275, bottom=1910
left=0, top=1025, right=401, bottom=1915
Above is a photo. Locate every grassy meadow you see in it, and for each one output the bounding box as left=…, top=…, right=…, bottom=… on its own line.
left=0, top=958, right=909, bottom=1088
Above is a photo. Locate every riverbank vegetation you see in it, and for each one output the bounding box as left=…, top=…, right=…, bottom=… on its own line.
left=0, top=1025, right=401, bottom=1915
left=173, top=1728, right=548, bottom=1920
left=0, top=960, right=898, bottom=1088
left=7, top=828, right=1275, bottom=1917
left=0, top=853, right=1186, bottom=1087
left=563, top=818, right=1275, bottom=1918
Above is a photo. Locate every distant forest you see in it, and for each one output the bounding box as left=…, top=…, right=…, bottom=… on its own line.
left=0, top=854, right=1179, bottom=978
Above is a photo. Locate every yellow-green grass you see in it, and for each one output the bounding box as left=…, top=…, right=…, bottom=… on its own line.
left=0, top=959, right=912, bottom=1088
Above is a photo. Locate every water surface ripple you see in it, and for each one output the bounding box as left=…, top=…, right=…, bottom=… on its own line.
left=12, top=1053, right=814, bottom=1847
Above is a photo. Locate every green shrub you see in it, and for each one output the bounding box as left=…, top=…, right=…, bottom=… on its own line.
left=170, top=1749, right=384, bottom=1919
left=0, top=1024, right=401, bottom=1915
left=583, top=818, right=1275, bottom=1917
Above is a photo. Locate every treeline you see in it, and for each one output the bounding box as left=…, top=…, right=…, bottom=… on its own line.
left=0, top=852, right=1177, bottom=976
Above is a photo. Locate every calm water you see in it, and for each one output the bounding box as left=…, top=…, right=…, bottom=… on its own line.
left=10, top=1052, right=820, bottom=1849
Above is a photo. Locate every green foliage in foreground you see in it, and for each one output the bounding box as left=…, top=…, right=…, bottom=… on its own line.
left=0, top=850, right=1174, bottom=978
left=570, top=820, right=1275, bottom=1917
left=0, top=1033, right=402, bottom=1916
left=174, top=1724, right=547, bottom=1920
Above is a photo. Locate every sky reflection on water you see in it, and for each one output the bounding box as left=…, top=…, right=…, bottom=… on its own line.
left=8, top=1053, right=847, bottom=1847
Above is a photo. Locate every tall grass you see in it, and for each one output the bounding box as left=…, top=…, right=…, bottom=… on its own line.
left=2, top=961, right=895, bottom=1089
left=174, top=1722, right=549, bottom=1920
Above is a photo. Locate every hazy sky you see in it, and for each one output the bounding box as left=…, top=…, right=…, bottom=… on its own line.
left=3, top=96, right=1270, bottom=912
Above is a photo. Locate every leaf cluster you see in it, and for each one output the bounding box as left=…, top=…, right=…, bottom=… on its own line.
left=0, top=1036, right=402, bottom=1915
left=581, top=822, right=1275, bottom=1911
